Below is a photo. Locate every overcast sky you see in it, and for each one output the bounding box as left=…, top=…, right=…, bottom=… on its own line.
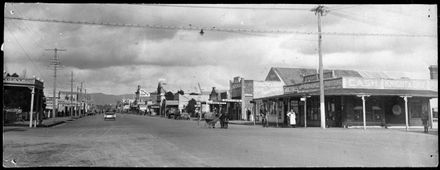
left=3, top=3, right=437, bottom=95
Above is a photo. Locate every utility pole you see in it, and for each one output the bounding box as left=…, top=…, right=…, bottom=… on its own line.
left=312, top=5, right=328, bottom=129
left=46, top=48, right=66, bottom=118
left=76, top=86, right=79, bottom=117
left=80, top=82, right=83, bottom=116
left=70, top=71, right=73, bottom=118
left=85, top=88, right=87, bottom=114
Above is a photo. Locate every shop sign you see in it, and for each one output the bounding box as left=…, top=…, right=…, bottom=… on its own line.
left=284, top=78, right=342, bottom=93
left=231, top=83, right=241, bottom=89
left=139, top=89, right=150, bottom=97
left=222, top=99, right=242, bottom=102
left=343, top=77, right=436, bottom=90
left=284, top=86, right=298, bottom=94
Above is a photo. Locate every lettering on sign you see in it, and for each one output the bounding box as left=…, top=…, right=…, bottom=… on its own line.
left=285, top=78, right=342, bottom=93
left=343, top=77, right=433, bottom=90
left=231, top=83, right=241, bottom=89
left=284, top=86, right=298, bottom=94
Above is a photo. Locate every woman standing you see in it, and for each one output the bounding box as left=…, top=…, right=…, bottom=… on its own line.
left=287, top=109, right=296, bottom=128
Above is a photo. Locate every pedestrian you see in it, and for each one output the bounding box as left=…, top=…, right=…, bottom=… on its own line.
left=287, top=109, right=296, bottom=128
left=219, top=112, right=225, bottom=128
left=422, top=114, right=429, bottom=133
left=223, top=112, right=229, bottom=129
left=260, top=109, right=267, bottom=128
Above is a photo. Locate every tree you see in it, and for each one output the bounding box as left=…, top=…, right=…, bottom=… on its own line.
left=165, top=91, right=174, bottom=100
left=177, top=90, right=184, bottom=95
left=186, top=98, right=197, bottom=117
left=11, top=73, right=19, bottom=77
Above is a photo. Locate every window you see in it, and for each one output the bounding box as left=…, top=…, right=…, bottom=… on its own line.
left=410, top=103, right=422, bottom=118
left=353, top=106, right=362, bottom=121
left=433, top=108, right=438, bottom=119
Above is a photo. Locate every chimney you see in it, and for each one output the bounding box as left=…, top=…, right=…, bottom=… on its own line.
left=429, top=65, right=438, bottom=79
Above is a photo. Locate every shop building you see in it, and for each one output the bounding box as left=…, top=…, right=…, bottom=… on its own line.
left=254, top=67, right=438, bottom=129
left=428, top=65, right=438, bottom=128
left=57, top=91, right=79, bottom=116
left=3, top=75, right=45, bottom=127
left=228, top=76, right=284, bottom=120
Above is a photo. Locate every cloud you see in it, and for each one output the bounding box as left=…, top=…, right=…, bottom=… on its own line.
left=4, top=3, right=437, bottom=96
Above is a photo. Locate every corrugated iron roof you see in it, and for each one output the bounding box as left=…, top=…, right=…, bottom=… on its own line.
left=272, top=67, right=317, bottom=85
left=270, top=67, right=429, bottom=85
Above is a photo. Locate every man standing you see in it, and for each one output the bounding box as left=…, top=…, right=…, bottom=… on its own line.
left=260, top=109, right=267, bottom=128
left=287, top=109, right=296, bottom=128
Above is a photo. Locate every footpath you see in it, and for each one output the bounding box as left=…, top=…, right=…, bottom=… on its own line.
left=3, top=116, right=81, bottom=131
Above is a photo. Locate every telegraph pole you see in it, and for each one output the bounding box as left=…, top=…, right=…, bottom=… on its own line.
left=80, top=82, right=83, bottom=116
left=312, top=5, right=328, bottom=129
left=70, top=71, right=73, bottom=118
left=85, top=88, right=87, bottom=114
left=46, top=48, right=66, bottom=118
left=76, top=86, right=79, bottom=117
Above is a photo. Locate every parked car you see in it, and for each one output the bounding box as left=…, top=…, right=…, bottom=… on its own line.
left=104, top=112, right=116, bottom=120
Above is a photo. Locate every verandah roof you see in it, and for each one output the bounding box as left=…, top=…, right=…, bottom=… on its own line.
left=253, top=88, right=438, bottom=100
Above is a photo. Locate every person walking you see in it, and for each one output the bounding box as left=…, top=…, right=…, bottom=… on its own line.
left=219, top=112, right=225, bottom=128
left=287, top=109, right=296, bottom=128
left=422, top=114, right=429, bottom=133
left=260, top=109, right=267, bottom=128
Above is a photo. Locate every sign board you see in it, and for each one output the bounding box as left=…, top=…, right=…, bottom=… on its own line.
left=342, top=77, right=437, bottom=91
left=139, top=105, right=147, bottom=111
left=284, top=78, right=343, bottom=94
left=222, top=99, right=242, bottom=102
left=139, top=89, right=150, bottom=97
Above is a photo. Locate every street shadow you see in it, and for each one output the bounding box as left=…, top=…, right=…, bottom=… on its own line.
left=3, top=127, right=27, bottom=132
left=3, top=122, right=29, bottom=127
left=408, top=130, right=438, bottom=136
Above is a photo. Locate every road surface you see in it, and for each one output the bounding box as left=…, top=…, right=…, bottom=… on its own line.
left=3, top=113, right=438, bottom=167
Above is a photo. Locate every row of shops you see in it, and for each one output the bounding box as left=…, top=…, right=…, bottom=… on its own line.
left=246, top=66, right=438, bottom=128
left=126, top=65, right=438, bottom=129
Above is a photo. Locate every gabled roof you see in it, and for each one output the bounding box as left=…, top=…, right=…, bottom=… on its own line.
left=332, top=69, right=362, bottom=78
left=267, top=67, right=317, bottom=85
left=266, top=67, right=429, bottom=86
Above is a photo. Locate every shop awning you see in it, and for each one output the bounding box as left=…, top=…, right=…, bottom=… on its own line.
left=254, top=88, right=438, bottom=100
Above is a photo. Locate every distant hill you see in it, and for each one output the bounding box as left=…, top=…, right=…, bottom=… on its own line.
left=88, top=93, right=134, bottom=105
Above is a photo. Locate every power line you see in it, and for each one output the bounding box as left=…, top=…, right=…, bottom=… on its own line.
left=5, top=16, right=436, bottom=38
left=328, top=5, right=360, bottom=11
left=328, top=10, right=413, bottom=35
left=142, top=4, right=311, bottom=11
left=4, top=24, right=44, bottom=79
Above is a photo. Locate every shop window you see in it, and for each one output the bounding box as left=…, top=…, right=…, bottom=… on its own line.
left=410, top=103, right=422, bottom=118
left=433, top=108, right=438, bottom=119
left=372, top=106, right=383, bottom=121
left=353, top=106, right=362, bottom=121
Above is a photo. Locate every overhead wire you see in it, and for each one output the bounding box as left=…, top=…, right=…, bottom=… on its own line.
left=4, top=24, right=44, bottom=79
left=141, top=4, right=311, bottom=11
left=328, top=9, right=415, bottom=35
left=6, top=4, right=53, bottom=82
left=4, top=16, right=436, bottom=38
left=327, top=5, right=360, bottom=11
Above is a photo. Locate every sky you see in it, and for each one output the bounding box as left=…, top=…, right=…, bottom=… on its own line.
left=3, top=3, right=438, bottom=95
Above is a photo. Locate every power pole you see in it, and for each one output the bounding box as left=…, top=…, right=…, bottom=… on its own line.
left=80, top=82, right=83, bottom=116
left=46, top=48, right=66, bottom=118
left=85, top=88, right=87, bottom=114
left=312, top=5, right=328, bottom=129
left=70, top=71, right=73, bottom=118
left=76, top=86, right=79, bottom=117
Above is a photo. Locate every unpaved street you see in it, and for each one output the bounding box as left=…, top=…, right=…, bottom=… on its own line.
left=3, top=113, right=438, bottom=167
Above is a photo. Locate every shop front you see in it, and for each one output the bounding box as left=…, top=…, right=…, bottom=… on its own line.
left=254, top=75, right=437, bottom=129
